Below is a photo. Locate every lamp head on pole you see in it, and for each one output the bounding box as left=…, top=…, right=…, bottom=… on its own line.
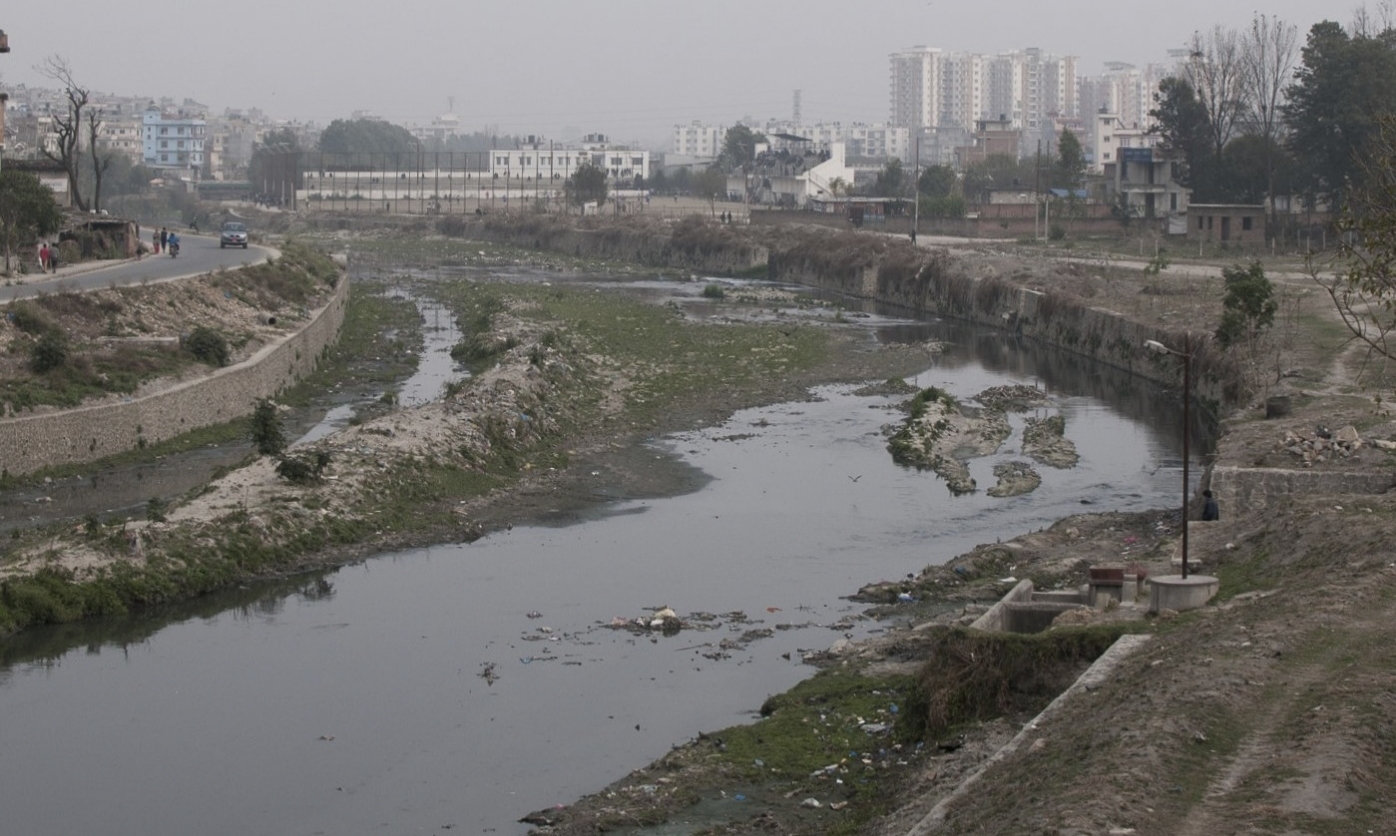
left=1144, top=339, right=1173, bottom=356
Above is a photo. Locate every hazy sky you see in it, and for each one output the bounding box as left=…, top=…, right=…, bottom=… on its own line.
left=0, top=1, right=1366, bottom=146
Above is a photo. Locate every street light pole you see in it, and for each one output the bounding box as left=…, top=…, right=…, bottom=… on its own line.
left=1145, top=334, right=1193, bottom=579
left=911, top=132, right=920, bottom=245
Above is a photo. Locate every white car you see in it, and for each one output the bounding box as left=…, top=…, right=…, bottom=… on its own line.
left=220, top=221, right=249, bottom=249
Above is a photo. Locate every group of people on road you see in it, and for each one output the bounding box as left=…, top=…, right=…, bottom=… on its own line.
left=36, top=242, right=60, bottom=273
left=150, top=227, right=172, bottom=255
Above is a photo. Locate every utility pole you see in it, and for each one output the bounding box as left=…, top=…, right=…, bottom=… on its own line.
left=0, top=29, right=10, bottom=185
left=910, top=132, right=919, bottom=245
left=1034, top=139, right=1043, bottom=240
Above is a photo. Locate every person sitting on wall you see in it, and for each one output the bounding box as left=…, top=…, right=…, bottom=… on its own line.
left=1201, top=489, right=1220, bottom=521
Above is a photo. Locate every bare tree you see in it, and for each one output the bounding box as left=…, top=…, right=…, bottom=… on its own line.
left=34, top=55, right=90, bottom=211
left=1350, top=1, right=1396, bottom=37
left=1239, top=14, right=1298, bottom=230
left=85, top=107, right=113, bottom=213
left=1317, top=114, right=1396, bottom=383
left=1184, top=26, right=1246, bottom=165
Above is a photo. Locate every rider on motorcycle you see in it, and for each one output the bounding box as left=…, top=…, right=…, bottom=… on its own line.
left=167, top=231, right=181, bottom=257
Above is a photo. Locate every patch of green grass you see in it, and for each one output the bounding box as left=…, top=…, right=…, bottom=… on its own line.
left=431, top=280, right=832, bottom=429
left=275, top=282, right=422, bottom=408
left=1213, top=544, right=1279, bottom=599
left=694, top=668, right=918, bottom=829
left=900, top=625, right=1130, bottom=739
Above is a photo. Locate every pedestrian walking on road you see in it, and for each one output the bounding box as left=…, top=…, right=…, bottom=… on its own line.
left=152, top=229, right=160, bottom=254
left=159, top=227, right=168, bottom=253
left=38, top=243, right=50, bottom=274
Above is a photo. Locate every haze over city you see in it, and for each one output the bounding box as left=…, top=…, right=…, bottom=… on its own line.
left=0, top=0, right=1364, bottom=145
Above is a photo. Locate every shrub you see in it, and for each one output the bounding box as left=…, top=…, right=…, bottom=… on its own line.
left=702, top=283, right=726, bottom=299
left=276, top=450, right=332, bottom=484
left=146, top=497, right=168, bottom=522
left=250, top=398, right=286, bottom=455
left=184, top=325, right=231, bottom=367
left=437, top=215, right=468, bottom=237
left=29, top=331, right=68, bottom=373
left=8, top=302, right=55, bottom=335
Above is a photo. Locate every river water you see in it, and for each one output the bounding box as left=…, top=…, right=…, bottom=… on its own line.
left=0, top=276, right=1198, bottom=836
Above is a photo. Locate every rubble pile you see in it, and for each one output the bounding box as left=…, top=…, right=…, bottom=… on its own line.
left=1276, top=425, right=1364, bottom=466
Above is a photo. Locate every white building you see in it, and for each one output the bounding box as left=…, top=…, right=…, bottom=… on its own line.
left=490, top=136, right=649, bottom=186
left=741, top=141, right=855, bottom=208
left=97, top=115, right=143, bottom=164
left=142, top=105, right=206, bottom=175
left=672, top=121, right=725, bottom=160
left=889, top=46, right=943, bottom=130
left=890, top=45, right=1077, bottom=151
left=761, top=120, right=910, bottom=161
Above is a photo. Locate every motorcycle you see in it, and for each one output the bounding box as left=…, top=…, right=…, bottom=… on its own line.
left=169, top=241, right=180, bottom=258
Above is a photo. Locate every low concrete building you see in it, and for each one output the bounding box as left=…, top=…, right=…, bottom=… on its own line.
left=1187, top=204, right=1267, bottom=244
left=6, top=158, right=70, bottom=207
left=1105, top=146, right=1189, bottom=221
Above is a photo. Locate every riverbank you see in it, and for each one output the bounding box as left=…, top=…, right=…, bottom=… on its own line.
left=4, top=217, right=1396, bottom=833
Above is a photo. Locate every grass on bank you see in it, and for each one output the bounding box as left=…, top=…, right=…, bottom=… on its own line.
left=619, top=624, right=1133, bottom=833
left=432, top=280, right=831, bottom=428
left=0, top=243, right=339, bottom=416
left=0, top=283, right=421, bottom=494
left=0, top=274, right=835, bottom=635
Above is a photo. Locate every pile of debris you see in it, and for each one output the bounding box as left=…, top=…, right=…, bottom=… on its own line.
left=1277, top=424, right=1366, bottom=466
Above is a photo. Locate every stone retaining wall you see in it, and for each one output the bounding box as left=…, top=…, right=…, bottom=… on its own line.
left=1209, top=464, right=1396, bottom=514
left=0, top=275, right=350, bottom=477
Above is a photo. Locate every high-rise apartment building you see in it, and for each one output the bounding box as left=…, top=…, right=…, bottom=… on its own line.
left=889, top=45, right=1077, bottom=155
left=889, top=46, right=942, bottom=130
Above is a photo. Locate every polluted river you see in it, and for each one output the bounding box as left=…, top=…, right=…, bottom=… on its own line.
left=0, top=269, right=1198, bottom=836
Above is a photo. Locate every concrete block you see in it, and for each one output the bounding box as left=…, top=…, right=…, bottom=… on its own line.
left=1147, top=574, right=1219, bottom=613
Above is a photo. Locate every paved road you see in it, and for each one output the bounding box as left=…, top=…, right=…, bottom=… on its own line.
left=2, top=235, right=276, bottom=302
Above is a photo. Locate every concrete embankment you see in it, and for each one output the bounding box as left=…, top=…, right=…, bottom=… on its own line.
left=0, top=266, right=349, bottom=477
left=423, top=213, right=1247, bottom=406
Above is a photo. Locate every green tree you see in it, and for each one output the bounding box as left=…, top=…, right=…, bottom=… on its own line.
left=250, top=398, right=287, bottom=456
left=918, top=194, right=967, bottom=218
left=565, top=162, right=608, bottom=209
left=318, top=118, right=417, bottom=156
left=1220, top=134, right=1295, bottom=204
left=1053, top=129, right=1086, bottom=191
left=719, top=125, right=765, bottom=171
left=1284, top=20, right=1396, bottom=212
left=1150, top=76, right=1217, bottom=197
left=962, top=155, right=1035, bottom=202
left=1218, top=261, right=1279, bottom=388
left=1216, top=261, right=1278, bottom=348
left=873, top=158, right=906, bottom=197
left=693, top=167, right=728, bottom=216
left=669, top=167, right=693, bottom=193
left=917, top=164, right=956, bottom=198
left=0, top=170, right=65, bottom=273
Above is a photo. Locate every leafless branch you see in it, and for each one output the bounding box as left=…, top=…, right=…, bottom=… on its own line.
left=33, top=55, right=91, bottom=211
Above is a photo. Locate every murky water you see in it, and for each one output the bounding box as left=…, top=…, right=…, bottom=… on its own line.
left=295, top=290, right=466, bottom=446
left=0, top=275, right=1203, bottom=836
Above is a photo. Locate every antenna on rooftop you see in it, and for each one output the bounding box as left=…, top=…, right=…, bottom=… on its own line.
left=793, top=89, right=802, bottom=126
left=448, top=95, right=455, bottom=114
